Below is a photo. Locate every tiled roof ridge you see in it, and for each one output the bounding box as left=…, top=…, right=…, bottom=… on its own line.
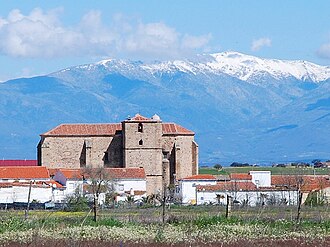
left=41, top=123, right=122, bottom=136
left=162, top=123, right=194, bottom=135
left=42, top=122, right=194, bottom=136
left=131, top=114, right=151, bottom=121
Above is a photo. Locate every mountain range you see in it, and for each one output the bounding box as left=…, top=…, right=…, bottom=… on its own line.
left=1, top=51, right=330, bottom=165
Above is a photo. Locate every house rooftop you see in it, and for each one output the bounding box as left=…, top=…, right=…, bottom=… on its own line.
left=0, top=160, right=37, bottom=167
left=182, top=174, right=217, bottom=180
left=0, top=166, right=49, bottom=180
left=230, top=173, right=252, bottom=181
left=197, top=181, right=257, bottom=192
left=55, top=167, right=146, bottom=180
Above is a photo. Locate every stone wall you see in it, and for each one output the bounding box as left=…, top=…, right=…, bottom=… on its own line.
left=39, top=136, right=122, bottom=168
left=123, top=121, right=163, bottom=176
left=161, top=135, right=196, bottom=180
left=146, top=175, right=163, bottom=195
left=38, top=119, right=198, bottom=195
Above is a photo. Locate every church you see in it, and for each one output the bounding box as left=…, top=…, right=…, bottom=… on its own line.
left=38, top=114, right=198, bottom=194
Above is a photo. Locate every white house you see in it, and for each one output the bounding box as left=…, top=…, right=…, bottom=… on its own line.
left=53, top=169, right=84, bottom=201
left=53, top=167, right=147, bottom=204
left=178, top=174, right=217, bottom=204
left=0, top=181, right=65, bottom=205
left=0, top=166, right=58, bottom=205
left=196, top=181, right=299, bottom=206
left=107, top=167, right=146, bottom=203
left=250, top=171, right=271, bottom=187
left=230, top=171, right=271, bottom=187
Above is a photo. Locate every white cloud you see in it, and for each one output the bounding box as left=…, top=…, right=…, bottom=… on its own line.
left=0, top=8, right=211, bottom=60
left=317, top=43, right=330, bottom=59
left=181, top=34, right=212, bottom=49
left=251, top=37, right=272, bottom=51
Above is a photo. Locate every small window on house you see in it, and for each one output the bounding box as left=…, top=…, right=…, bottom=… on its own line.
left=139, top=139, right=143, bottom=145
left=118, top=184, right=124, bottom=191
left=138, top=123, right=143, bottom=132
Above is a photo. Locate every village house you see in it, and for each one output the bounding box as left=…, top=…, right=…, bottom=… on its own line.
left=196, top=181, right=299, bottom=206
left=53, top=167, right=147, bottom=204
left=177, top=174, right=218, bottom=204
left=0, top=166, right=50, bottom=183
left=178, top=171, right=330, bottom=206
left=38, top=114, right=198, bottom=195
left=0, top=166, right=64, bottom=205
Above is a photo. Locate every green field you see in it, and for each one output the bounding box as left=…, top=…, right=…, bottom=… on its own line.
left=0, top=207, right=329, bottom=246
left=199, top=166, right=330, bottom=175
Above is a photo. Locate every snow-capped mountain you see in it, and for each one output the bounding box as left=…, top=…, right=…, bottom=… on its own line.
left=56, top=51, right=330, bottom=83
left=1, top=52, right=330, bottom=164
left=208, top=52, right=330, bottom=82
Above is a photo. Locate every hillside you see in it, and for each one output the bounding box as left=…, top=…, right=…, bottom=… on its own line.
left=1, top=52, right=330, bottom=164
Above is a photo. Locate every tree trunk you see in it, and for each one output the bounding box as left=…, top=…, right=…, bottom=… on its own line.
left=296, top=191, right=303, bottom=223
left=93, top=196, right=98, bottom=222
left=25, top=181, right=32, bottom=220
left=226, top=195, right=231, bottom=218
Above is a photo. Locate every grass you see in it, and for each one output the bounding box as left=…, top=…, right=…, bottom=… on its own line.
left=199, top=166, right=330, bottom=175
left=0, top=210, right=329, bottom=246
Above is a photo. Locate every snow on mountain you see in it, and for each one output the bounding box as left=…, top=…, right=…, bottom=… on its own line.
left=208, top=52, right=330, bottom=82
left=2, top=51, right=330, bottom=164
left=88, top=52, right=330, bottom=84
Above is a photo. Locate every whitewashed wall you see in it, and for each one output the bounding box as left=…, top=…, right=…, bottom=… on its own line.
left=250, top=171, right=271, bottom=187
left=179, top=180, right=217, bottom=204
left=113, top=179, right=146, bottom=194
left=197, top=190, right=299, bottom=206
left=0, top=186, right=53, bottom=203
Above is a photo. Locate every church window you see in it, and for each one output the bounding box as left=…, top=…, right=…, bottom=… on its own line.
left=162, top=151, right=169, bottom=159
left=139, top=139, right=143, bottom=145
left=138, top=123, right=143, bottom=132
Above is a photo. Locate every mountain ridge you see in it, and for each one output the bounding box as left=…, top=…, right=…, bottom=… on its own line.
left=1, top=51, right=330, bottom=164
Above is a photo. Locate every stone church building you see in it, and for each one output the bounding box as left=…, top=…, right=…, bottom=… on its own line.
left=38, top=114, right=198, bottom=194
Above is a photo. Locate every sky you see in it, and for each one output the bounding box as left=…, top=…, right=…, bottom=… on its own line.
left=0, top=0, right=330, bottom=81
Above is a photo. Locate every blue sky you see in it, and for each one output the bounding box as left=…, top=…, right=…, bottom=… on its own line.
left=0, top=0, right=330, bottom=81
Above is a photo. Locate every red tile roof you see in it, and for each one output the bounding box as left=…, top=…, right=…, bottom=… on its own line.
left=106, top=168, right=146, bottom=179
left=131, top=114, right=151, bottom=121
left=0, top=166, right=49, bottom=179
left=162, top=123, right=194, bottom=135
left=42, top=123, right=194, bottom=136
left=197, top=181, right=257, bottom=192
left=230, top=173, right=252, bottom=180
left=47, top=180, right=64, bottom=189
left=0, top=182, right=52, bottom=188
left=0, top=160, right=37, bottom=166
left=47, top=168, right=60, bottom=177
left=182, top=174, right=217, bottom=180
left=271, top=175, right=330, bottom=192
left=57, top=168, right=146, bottom=180
left=57, top=169, right=83, bottom=179
left=41, top=124, right=122, bottom=137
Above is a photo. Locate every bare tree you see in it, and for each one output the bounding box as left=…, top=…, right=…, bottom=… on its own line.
left=82, top=167, right=113, bottom=222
